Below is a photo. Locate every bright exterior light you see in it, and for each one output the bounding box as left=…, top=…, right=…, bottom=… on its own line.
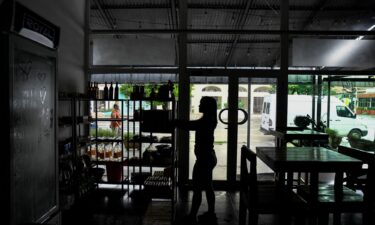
left=325, top=41, right=358, bottom=66
left=326, top=24, right=375, bottom=65
left=356, top=24, right=375, bottom=40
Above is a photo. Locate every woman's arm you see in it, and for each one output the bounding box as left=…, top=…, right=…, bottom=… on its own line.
left=174, top=119, right=200, bottom=131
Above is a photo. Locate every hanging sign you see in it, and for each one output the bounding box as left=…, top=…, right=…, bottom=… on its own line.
left=0, top=1, right=60, bottom=49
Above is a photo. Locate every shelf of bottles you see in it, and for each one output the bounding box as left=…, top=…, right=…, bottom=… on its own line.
left=127, top=81, right=176, bottom=201
left=86, top=81, right=177, bottom=201
left=58, top=92, right=94, bottom=209
left=88, top=81, right=119, bottom=101
left=88, top=101, right=127, bottom=187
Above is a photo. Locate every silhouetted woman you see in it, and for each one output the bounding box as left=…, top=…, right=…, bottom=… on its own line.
left=175, top=96, right=218, bottom=224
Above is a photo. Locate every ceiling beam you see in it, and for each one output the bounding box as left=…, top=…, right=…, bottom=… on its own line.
left=165, top=0, right=179, bottom=66
left=273, top=0, right=328, bottom=66
left=224, top=0, right=255, bottom=66
left=300, top=0, right=329, bottom=30
left=88, top=66, right=375, bottom=76
left=187, top=39, right=279, bottom=44
left=89, top=66, right=178, bottom=74
left=91, top=29, right=375, bottom=36
left=91, top=4, right=372, bottom=11
left=93, top=0, right=117, bottom=30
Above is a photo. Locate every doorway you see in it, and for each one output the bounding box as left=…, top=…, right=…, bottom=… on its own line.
left=187, top=76, right=277, bottom=187
left=235, top=78, right=277, bottom=180
left=188, top=78, right=228, bottom=181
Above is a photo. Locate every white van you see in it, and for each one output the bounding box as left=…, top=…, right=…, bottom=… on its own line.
left=260, top=94, right=368, bottom=138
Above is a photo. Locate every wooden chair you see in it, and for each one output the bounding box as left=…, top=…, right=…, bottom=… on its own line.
left=296, top=154, right=373, bottom=225
left=239, top=146, right=307, bottom=225
left=338, top=145, right=370, bottom=192
left=297, top=184, right=368, bottom=225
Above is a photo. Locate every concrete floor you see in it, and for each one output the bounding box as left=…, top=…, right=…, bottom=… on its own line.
left=62, top=188, right=366, bottom=225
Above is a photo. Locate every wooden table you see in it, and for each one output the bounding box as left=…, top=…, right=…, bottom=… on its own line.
left=270, top=129, right=329, bottom=147
left=256, top=146, right=363, bottom=194
left=257, top=146, right=371, bottom=224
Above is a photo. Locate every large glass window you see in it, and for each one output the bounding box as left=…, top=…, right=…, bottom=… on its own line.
left=236, top=78, right=277, bottom=180
left=326, top=78, right=375, bottom=143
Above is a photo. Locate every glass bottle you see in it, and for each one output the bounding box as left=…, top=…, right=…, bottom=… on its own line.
left=109, top=82, right=113, bottom=100
left=167, top=80, right=174, bottom=98
left=88, top=82, right=92, bottom=98
left=113, top=144, right=122, bottom=160
left=104, top=82, right=108, bottom=100
left=150, top=87, right=156, bottom=99
left=95, top=82, right=99, bottom=99
left=105, top=144, right=113, bottom=160
left=90, top=144, right=97, bottom=159
left=114, top=82, right=119, bottom=100
left=98, top=144, right=105, bottom=160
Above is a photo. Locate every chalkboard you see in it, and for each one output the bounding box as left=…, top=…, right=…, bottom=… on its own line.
left=10, top=35, right=57, bottom=225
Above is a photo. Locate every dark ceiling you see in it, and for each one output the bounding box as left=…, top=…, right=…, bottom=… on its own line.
left=89, top=0, right=375, bottom=68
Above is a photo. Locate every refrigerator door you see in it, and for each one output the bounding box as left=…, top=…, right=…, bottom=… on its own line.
left=9, top=34, right=58, bottom=224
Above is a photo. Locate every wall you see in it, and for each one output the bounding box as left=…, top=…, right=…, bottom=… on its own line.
left=93, top=37, right=176, bottom=66
left=1, top=0, right=86, bottom=92
left=15, top=0, right=86, bottom=145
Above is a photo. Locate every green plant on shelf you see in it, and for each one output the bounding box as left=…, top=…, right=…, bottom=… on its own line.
left=123, top=132, right=134, bottom=141
left=90, top=128, right=135, bottom=141
left=90, top=128, right=116, bottom=137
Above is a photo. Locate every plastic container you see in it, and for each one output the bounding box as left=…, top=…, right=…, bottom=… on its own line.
left=106, top=162, right=122, bottom=182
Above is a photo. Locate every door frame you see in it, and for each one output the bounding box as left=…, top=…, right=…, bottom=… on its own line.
left=180, top=69, right=279, bottom=190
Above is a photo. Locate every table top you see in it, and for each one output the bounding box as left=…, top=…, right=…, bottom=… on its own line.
left=269, top=129, right=329, bottom=141
left=256, top=146, right=363, bottom=173
left=338, top=144, right=375, bottom=163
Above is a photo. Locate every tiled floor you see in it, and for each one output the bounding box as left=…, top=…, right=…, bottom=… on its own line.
left=62, top=188, right=366, bottom=225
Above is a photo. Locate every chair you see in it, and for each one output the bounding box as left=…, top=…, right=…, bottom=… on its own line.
left=239, top=146, right=307, bottom=225
left=338, top=145, right=370, bottom=192
left=297, top=184, right=367, bottom=225
left=296, top=159, right=373, bottom=225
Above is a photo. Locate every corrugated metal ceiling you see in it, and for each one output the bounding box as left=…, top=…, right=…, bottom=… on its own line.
left=90, top=0, right=375, bottom=69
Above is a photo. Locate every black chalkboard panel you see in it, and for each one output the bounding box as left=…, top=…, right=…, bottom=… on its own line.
left=9, top=34, right=58, bottom=225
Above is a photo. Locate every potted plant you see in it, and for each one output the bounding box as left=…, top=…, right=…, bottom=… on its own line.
left=325, top=128, right=342, bottom=149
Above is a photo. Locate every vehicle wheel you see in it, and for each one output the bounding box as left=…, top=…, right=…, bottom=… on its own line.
left=348, top=129, right=362, bottom=140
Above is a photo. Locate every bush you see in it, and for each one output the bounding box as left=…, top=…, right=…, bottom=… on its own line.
left=325, top=128, right=338, bottom=137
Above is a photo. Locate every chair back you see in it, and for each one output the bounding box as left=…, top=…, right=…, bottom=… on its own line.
left=241, top=145, right=258, bottom=206
left=338, top=145, right=375, bottom=204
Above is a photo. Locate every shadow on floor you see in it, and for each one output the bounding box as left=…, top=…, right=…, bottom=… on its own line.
left=62, top=189, right=366, bottom=225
